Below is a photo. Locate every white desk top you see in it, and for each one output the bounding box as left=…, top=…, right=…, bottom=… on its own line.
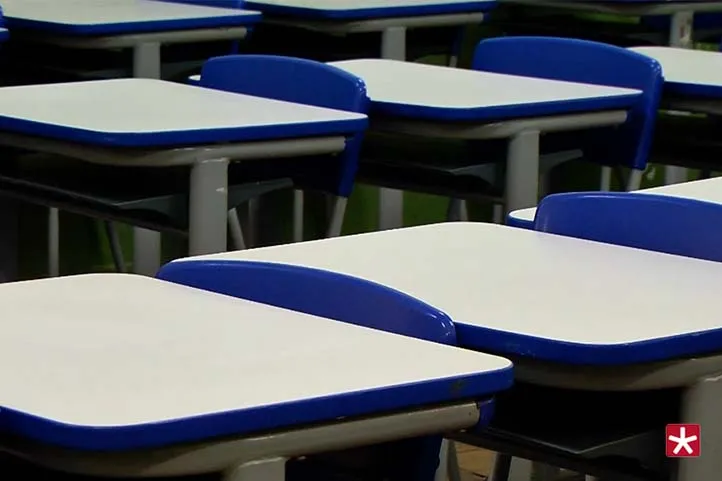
left=510, top=177, right=722, bottom=224
left=176, top=222, right=722, bottom=364
left=245, top=0, right=496, bottom=19
left=0, top=78, right=367, bottom=147
left=630, top=46, right=722, bottom=96
left=329, top=59, right=641, bottom=121
left=0, top=274, right=510, bottom=448
left=1, top=0, right=261, bottom=34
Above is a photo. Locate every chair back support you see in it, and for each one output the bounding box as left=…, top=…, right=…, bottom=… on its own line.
left=157, top=260, right=457, bottom=345
left=200, top=55, right=370, bottom=196
left=535, top=191, right=722, bottom=262
left=472, top=37, right=663, bottom=171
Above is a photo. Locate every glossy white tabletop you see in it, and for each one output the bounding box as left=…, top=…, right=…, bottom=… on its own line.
left=0, top=274, right=510, bottom=428
left=330, top=59, right=641, bottom=110
left=1, top=0, right=259, bottom=26
left=630, top=46, right=722, bottom=89
left=510, top=176, right=722, bottom=223
left=176, top=222, right=722, bottom=347
left=0, top=78, right=366, bottom=145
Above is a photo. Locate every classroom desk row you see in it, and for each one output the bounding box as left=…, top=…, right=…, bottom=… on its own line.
left=3, top=217, right=721, bottom=481
left=0, top=54, right=641, bottom=275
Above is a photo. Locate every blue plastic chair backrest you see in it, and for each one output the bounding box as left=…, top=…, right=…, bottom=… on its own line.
left=534, top=192, right=722, bottom=262
left=472, top=37, right=663, bottom=171
left=157, top=260, right=457, bottom=345
left=200, top=55, right=370, bottom=196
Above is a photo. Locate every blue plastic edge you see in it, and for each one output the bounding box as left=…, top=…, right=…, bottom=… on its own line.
left=505, top=213, right=535, bottom=230
left=4, top=12, right=261, bottom=36
left=0, top=114, right=368, bottom=148
left=157, top=259, right=457, bottom=345
left=455, top=323, right=722, bottom=366
left=244, top=0, right=495, bottom=20
left=663, top=80, right=722, bottom=99
left=1, top=367, right=512, bottom=451
left=368, top=91, right=641, bottom=122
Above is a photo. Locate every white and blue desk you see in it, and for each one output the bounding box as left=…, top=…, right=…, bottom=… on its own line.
left=509, top=175, right=722, bottom=227
left=170, top=221, right=722, bottom=481
left=0, top=272, right=512, bottom=480
left=0, top=78, right=367, bottom=275
left=630, top=46, right=722, bottom=114
left=327, top=59, right=641, bottom=226
left=500, top=0, right=722, bottom=185
left=0, top=0, right=261, bottom=78
left=244, top=0, right=495, bottom=61
left=499, top=0, right=722, bottom=48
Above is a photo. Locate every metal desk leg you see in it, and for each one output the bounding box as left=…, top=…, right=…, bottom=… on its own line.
left=131, top=42, right=164, bottom=275
left=663, top=11, right=694, bottom=187
left=223, top=457, right=286, bottom=481
left=504, top=130, right=540, bottom=215
left=678, top=373, right=722, bottom=481
left=189, top=158, right=230, bottom=256
left=377, top=26, right=407, bottom=231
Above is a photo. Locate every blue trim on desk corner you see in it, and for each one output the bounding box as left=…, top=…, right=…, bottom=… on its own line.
left=244, top=0, right=495, bottom=20
left=0, top=115, right=368, bottom=148
left=370, top=91, right=641, bottom=122
left=506, top=213, right=534, bottom=230
left=455, top=323, right=722, bottom=366
left=4, top=12, right=261, bottom=36
left=663, top=80, right=722, bottom=100
left=0, top=366, right=513, bottom=451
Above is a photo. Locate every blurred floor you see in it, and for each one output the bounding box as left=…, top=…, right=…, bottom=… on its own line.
left=456, top=443, right=494, bottom=481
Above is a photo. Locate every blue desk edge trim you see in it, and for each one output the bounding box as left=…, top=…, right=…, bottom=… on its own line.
left=0, top=367, right=512, bottom=451
left=5, top=13, right=261, bottom=36
left=456, top=324, right=722, bottom=366
left=244, top=1, right=495, bottom=20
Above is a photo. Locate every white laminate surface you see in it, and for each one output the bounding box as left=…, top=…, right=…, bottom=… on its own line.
left=329, top=59, right=642, bottom=110
left=509, top=176, right=722, bottom=224
left=0, top=274, right=510, bottom=427
left=630, top=46, right=722, bottom=89
left=0, top=78, right=365, bottom=135
left=1, top=0, right=259, bottom=26
left=177, top=222, right=722, bottom=346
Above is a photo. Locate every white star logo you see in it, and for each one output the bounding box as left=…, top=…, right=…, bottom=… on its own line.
left=669, top=426, right=699, bottom=455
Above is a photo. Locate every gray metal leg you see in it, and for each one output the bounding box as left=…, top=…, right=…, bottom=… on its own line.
left=247, top=198, right=259, bottom=247
left=600, top=166, right=612, bottom=191
left=131, top=42, right=163, bottom=274
left=189, top=158, right=229, bottom=256
left=104, top=221, right=126, bottom=273
left=48, top=207, right=59, bottom=277
left=446, top=199, right=469, bottom=222
left=223, top=457, right=286, bottom=481
left=293, top=189, right=304, bottom=242
left=377, top=26, right=407, bottom=231
left=446, top=440, right=462, bottom=481
left=227, top=209, right=247, bottom=250
left=133, top=42, right=162, bottom=79
left=326, top=195, right=347, bottom=238
left=490, top=453, right=512, bottom=481
left=626, top=169, right=643, bottom=192
left=677, top=373, right=722, bottom=481
left=664, top=11, right=694, bottom=186
left=133, top=228, right=161, bottom=276
left=504, top=130, right=541, bottom=215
